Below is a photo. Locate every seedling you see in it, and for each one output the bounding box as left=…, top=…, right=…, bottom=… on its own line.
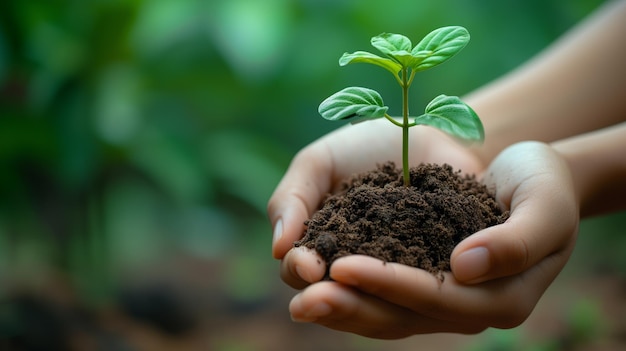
left=319, top=27, right=484, bottom=186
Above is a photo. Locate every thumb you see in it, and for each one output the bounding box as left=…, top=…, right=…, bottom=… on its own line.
left=267, top=147, right=333, bottom=259
left=451, top=141, right=579, bottom=284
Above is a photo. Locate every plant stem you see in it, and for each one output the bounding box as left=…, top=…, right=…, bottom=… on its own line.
left=402, top=67, right=410, bottom=187
left=384, top=114, right=404, bottom=127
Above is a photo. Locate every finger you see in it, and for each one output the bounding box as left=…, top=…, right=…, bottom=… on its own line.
left=267, top=144, right=333, bottom=259
left=289, top=281, right=485, bottom=339
left=329, top=254, right=558, bottom=329
left=451, top=141, right=578, bottom=283
left=280, top=247, right=327, bottom=290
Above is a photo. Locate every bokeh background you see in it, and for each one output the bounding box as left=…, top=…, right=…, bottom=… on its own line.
left=0, top=0, right=624, bottom=350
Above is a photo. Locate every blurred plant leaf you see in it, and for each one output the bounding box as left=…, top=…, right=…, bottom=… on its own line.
left=209, top=0, right=292, bottom=83
left=203, top=130, right=286, bottom=214
left=131, top=124, right=211, bottom=204
left=94, top=65, right=143, bottom=145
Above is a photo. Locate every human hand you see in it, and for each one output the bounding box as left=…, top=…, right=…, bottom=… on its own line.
left=272, top=141, right=578, bottom=338
left=268, top=118, right=483, bottom=265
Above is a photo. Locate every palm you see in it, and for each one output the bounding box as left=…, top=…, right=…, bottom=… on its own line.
left=319, top=119, right=485, bottom=190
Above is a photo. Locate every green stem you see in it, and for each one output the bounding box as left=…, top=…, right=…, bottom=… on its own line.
left=402, top=67, right=410, bottom=187
left=393, top=72, right=403, bottom=86
left=407, top=70, right=417, bottom=87
left=384, top=113, right=404, bottom=127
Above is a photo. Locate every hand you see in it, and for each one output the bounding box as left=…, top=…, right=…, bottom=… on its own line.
left=268, top=119, right=483, bottom=263
left=270, top=140, right=579, bottom=338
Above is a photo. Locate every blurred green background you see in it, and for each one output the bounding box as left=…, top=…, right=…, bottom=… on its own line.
left=0, top=0, right=624, bottom=350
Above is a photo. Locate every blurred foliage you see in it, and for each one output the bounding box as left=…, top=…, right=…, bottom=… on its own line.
left=0, top=0, right=619, bottom=312
left=577, top=211, right=626, bottom=276
left=463, top=299, right=609, bottom=351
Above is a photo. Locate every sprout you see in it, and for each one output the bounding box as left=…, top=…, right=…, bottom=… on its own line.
left=319, top=27, right=484, bottom=186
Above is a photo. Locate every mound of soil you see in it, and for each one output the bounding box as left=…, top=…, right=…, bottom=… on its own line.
left=295, top=162, right=509, bottom=277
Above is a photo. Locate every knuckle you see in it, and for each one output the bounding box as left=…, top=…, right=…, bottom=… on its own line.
left=494, top=236, right=530, bottom=276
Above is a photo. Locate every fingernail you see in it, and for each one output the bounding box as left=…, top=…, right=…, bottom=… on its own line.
left=453, top=246, right=490, bottom=282
left=295, top=264, right=312, bottom=283
left=273, top=218, right=283, bottom=246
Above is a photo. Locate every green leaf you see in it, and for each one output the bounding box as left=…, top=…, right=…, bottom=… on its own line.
left=370, top=33, right=423, bottom=68
left=411, top=26, right=470, bottom=72
left=414, top=95, right=484, bottom=142
left=371, top=33, right=412, bottom=55
left=319, top=87, right=388, bottom=123
left=339, top=51, right=402, bottom=76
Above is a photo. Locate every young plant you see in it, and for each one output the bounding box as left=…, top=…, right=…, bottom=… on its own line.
left=319, top=26, right=484, bottom=186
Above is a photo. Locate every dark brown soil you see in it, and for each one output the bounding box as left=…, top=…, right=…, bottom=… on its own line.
left=295, top=162, right=509, bottom=277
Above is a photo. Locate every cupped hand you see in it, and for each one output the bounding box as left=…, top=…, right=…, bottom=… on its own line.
left=283, top=141, right=579, bottom=338
left=267, top=118, right=483, bottom=262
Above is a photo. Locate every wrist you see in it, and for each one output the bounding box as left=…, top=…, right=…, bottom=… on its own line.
left=551, top=123, right=626, bottom=217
